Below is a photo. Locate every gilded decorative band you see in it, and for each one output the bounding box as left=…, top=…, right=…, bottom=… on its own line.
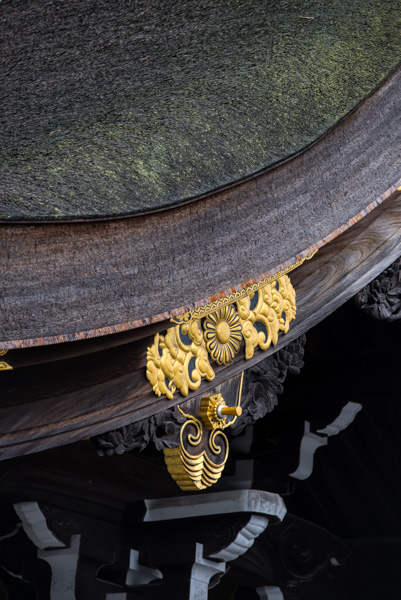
left=147, top=274, right=296, bottom=399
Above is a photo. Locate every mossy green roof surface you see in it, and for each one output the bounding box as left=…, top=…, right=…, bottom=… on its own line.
left=1, top=0, right=401, bottom=221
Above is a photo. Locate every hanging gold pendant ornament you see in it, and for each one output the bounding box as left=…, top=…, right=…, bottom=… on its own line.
left=146, top=273, right=297, bottom=399
left=164, top=415, right=229, bottom=491
left=164, top=385, right=243, bottom=491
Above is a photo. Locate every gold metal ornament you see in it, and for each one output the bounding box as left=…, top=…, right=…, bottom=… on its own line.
left=146, top=320, right=215, bottom=399
left=199, top=393, right=242, bottom=430
left=146, top=274, right=296, bottom=398
left=164, top=379, right=243, bottom=491
left=237, top=275, right=296, bottom=360
left=164, top=419, right=229, bottom=491
left=204, top=306, right=242, bottom=365
left=0, top=350, right=12, bottom=372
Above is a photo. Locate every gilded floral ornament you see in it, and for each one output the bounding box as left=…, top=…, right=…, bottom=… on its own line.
left=238, top=275, right=296, bottom=359
left=204, top=306, right=242, bottom=365
left=146, top=274, right=297, bottom=398
left=146, top=319, right=215, bottom=399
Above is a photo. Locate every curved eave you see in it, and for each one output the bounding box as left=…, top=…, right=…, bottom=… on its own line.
left=1, top=65, right=401, bottom=348
left=2, top=187, right=401, bottom=459
left=1, top=179, right=401, bottom=351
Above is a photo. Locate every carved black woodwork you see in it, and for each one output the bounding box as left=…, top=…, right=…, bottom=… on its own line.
left=0, top=522, right=51, bottom=600
left=0, top=450, right=382, bottom=600
left=354, top=256, right=401, bottom=320
left=218, top=514, right=350, bottom=600
left=95, top=406, right=187, bottom=456
left=128, top=495, right=282, bottom=600
left=0, top=295, right=400, bottom=598
left=0, top=485, right=284, bottom=600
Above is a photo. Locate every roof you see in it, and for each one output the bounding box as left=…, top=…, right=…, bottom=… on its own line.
left=2, top=0, right=401, bottom=221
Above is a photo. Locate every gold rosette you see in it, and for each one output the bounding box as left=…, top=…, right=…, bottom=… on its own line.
left=203, top=306, right=242, bottom=365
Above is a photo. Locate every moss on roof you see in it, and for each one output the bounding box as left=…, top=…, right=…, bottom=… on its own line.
left=1, top=0, right=401, bottom=221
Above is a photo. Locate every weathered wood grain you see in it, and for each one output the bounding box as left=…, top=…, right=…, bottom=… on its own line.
left=1, top=190, right=401, bottom=459
left=1, top=66, right=401, bottom=347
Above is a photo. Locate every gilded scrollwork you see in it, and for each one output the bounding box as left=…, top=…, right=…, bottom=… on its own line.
left=238, top=275, right=296, bottom=360
left=164, top=416, right=229, bottom=491
left=146, top=274, right=297, bottom=399
left=0, top=350, right=12, bottom=372
left=146, top=320, right=215, bottom=399
left=164, top=389, right=242, bottom=491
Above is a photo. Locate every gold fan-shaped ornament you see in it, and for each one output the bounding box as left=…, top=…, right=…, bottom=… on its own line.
left=164, top=425, right=228, bottom=491
left=164, top=390, right=242, bottom=492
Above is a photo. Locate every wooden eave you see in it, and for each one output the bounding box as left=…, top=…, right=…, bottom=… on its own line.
left=1, top=65, right=401, bottom=350
left=1, top=2, right=401, bottom=461
left=1, top=184, right=401, bottom=460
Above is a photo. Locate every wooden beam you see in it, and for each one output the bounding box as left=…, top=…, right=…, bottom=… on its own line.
left=1, top=190, right=401, bottom=459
